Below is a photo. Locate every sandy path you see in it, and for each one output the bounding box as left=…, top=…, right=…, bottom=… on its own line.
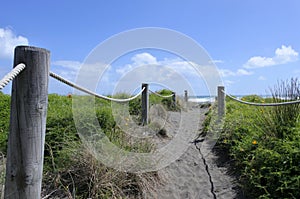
left=144, top=105, right=237, bottom=199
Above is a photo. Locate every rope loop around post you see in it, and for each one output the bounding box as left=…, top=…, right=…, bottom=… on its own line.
left=0, top=63, right=26, bottom=90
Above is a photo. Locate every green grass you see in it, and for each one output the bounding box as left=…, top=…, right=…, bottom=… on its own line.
left=205, top=80, right=300, bottom=198
left=150, top=89, right=179, bottom=111
left=0, top=92, right=10, bottom=153
left=0, top=89, right=175, bottom=198
left=44, top=93, right=158, bottom=198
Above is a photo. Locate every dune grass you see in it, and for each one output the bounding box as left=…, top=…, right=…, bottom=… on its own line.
left=0, top=89, right=176, bottom=198
left=204, top=78, right=300, bottom=198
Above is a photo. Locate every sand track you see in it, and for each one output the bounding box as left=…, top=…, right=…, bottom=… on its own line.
left=144, top=105, right=237, bottom=199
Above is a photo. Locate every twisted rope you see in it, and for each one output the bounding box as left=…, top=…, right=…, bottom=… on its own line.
left=0, top=63, right=26, bottom=90
left=50, top=72, right=144, bottom=102
left=223, top=90, right=300, bottom=106
left=149, top=90, right=174, bottom=98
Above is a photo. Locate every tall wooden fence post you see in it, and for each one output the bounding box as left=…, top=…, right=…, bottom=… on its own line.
left=5, top=46, right=50, bottom=198
left=184, top=90, right=188, bottom=102
left=217, top=86, right=225, bottom=119
left=141, top=83, right=149, bottom=125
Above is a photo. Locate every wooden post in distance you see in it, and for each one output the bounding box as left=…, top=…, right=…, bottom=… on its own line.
left=217, top=86, right=225, bottom=119
left=141, top=83, right=149, bottom=125
left=172, top=92, right=176, bottom=108
left=184, top=90, right=188, bottom=102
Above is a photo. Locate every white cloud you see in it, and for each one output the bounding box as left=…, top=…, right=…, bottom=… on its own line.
left=117, top=53, right=223, bottom=95
left=258, top=76, right=266, bottom=81
left=50, top=52, right=223, bottom=95
left=52, top=60, right=110, bottom=84
left=131, top=53, right=157, bottom=65
left=117, top=53, right=217, bottom=82
left=220, top=68, right=253, bottom=77
left=219, top=69, right=235, bottom=77
left=0, top=27, right=29, bottom=59
left=236, top=69, right=253, bottom=76
left=224, top=80, right=234, bottom=86
left=117, top=56, right=186, bottom=83
left=118, top=53, right=218, bottom=80
left=52, top=60, right=81, bottom=81
left=210, top=59, right=224, bottom=64
left=244, top=45, right=298, bottom=68
left=275, top=45, right=298, bottom=62
left=116, top=53, right=158, bottom=75
left=52, top=60, right=82, bottom=70
left=116, top=63, right=133, bottom=75
left=51, top=60, right=116, bottom=95
left=245, top=56, right=275, bottom=68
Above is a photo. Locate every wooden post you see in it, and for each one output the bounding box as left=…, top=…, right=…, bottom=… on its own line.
left=184, top=90, right=188, bottom=102
left=141, top=83, right=149, bottom=125
left=218, top=86, right=225, bottom=118
left=172, top=92, right=176, bottom=108
left=5, top=46, right=50, bottom=198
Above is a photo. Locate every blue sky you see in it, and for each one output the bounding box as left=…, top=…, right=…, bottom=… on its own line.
left=0, top=0, right=299, bottom=96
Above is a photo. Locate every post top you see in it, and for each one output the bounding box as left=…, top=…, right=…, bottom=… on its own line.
left=15, top=45, right=50, bottom=54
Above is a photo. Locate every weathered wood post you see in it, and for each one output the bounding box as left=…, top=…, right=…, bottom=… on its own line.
left=184, top=90, right=188, bottom=102
left=172, top=92, right=176, bottom=108
left=217, top=86, right=225, bottom=119
left=5, top=46, right=50, bottom=198
left=141, top=83, right=149, bottom=125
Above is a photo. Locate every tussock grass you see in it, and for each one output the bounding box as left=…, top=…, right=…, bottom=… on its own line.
left=42, top=144, right=160, bottom=198
left=1, top=89, right=177, bottom=198
left=204, top=78, right=300, bottom=198
left=42, top=94, right=160, bottom=198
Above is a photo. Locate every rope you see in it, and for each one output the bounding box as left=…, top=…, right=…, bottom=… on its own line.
left=50, top=72, right=144, bottom=102
left=0, top=63, right=26, bottom=90
left=149, top=90, right=174, bottom=98
left=223, top=90, right=300, bottom=106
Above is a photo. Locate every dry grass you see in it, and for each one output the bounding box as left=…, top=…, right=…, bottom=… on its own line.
left=42, top=145, right=160, bottom=199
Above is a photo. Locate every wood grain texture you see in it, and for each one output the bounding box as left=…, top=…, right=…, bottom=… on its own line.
left=5, top=46, right=50, bottom=199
